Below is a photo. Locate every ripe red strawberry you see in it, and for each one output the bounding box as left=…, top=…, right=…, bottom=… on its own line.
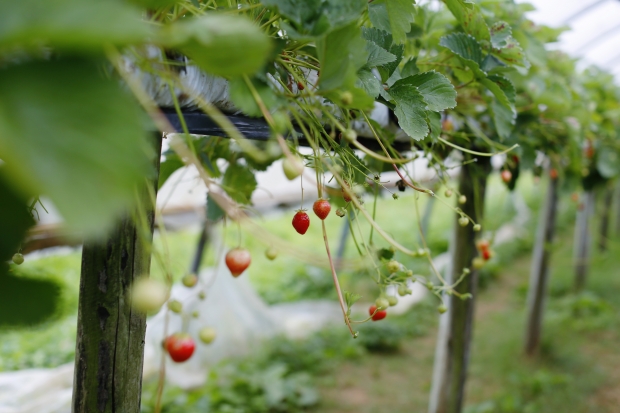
left=313, top=199, right=331, bottom=220
left=476, top=239, right=490, bottom=251
left=501, top=170, right=512, bottom=184
left=165, top=333, right=195, bottom=362
left=549, top=168, right=558, bottom=180
left=369, top=305, right=387, bottom=321
left=297, top=81, right=305, bottom=91
left=225, top=248, right=251, bottom=277
left=481, top=249, right=491, bottom=261
left=292, top=210, right=310, bottom=234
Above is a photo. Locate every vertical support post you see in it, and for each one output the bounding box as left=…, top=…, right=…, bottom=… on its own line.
left=189, top=220, right=210, bottom=275
left=574, top=191, right=594, bottom=291
left=428, top=156, right=491, bottom=413
left=72, top=132, right=162, bottom=413
left=524, top=176, right=559, bottom=356
left=598, top=185, right=613, bottom=252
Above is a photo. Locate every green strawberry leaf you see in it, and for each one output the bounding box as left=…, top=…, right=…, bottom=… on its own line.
left=222, top=162, right=257, bottom=205
left=443, top=0, right=490, bottom=41
left=392, top=71, right=457, bottom=112
left=388, top=85, right=429, bottom=141
left=439, top=33, right=486, bottom=78
left=386, top=0, right=416, bottom=44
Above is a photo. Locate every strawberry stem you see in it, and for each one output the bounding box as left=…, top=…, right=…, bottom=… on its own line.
left=321, top=220, right=356, bottom=337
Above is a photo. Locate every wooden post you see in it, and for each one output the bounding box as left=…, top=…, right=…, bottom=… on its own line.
left=72, top=133, right=162, bottom=413
left=428, top=156, right=491, bottom=413
left=574, top=191, right=594, bottom=291
left=598, top=186, right=613, bottom=252
left=524, top=175, right=559, bottom=356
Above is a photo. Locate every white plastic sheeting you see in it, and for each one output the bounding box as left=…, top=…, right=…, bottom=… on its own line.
left=517, top=0, right=620, bottom=78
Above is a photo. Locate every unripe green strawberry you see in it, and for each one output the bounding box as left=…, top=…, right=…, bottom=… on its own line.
left=182, top=273, right=198, bottom=288
left=282, top=156, right=303, bottom=180
left=342, top=129, right=357, bottom=143
left=438, top=304, right=447, bottom=314
left=265, top=246, right=278, bottom=260
left=387, top=296, right=398, bottom=306
left=131, top=278, right=169, bottom=314
left=340, top=91, right=354, bottom=105
left=375, top=297, right=390, bottom=310
left=458, top=216, right=469, bottom=227
left=458, top=195, right=467, bottom=204
left=387, top=260, right=400, bottom=274
left=168, top=300, right=183, bottom=313
left=472, top=257, right=485, bottom=269
left=199, top=327, right=217, bottom=344
left=12, top=253, right=24, bottom=265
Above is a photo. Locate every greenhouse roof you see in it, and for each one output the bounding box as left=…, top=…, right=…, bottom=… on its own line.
left=519, top=0, right=620, bottom=78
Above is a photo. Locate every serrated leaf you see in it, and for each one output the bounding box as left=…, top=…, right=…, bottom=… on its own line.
left=427, top=111, right=442, bottom=141
left=480, top=75, right=515, bottom=111
left=362, top=28, right=404, bottom=80
left=222, top=163, right=257, bottom=205
left=596, top=147, right=620, bottom=178
left=388, top=86, right=429, bottom=141
left=262, top=0, right=365, bottom=35
left=490, top=21, right=512, bottom=48
left=492, top=36, right=530, bottom=70
left=439, top=33, right=485, bottom=78
left=401, top=58, right=420, bottom=77
left=229, top=77, right=281, bottom=117
left=386, top=0, right=416, bottom=44
left=481, top=54, right=505, bottom=73
left=491, top=98, right=515, bottom=140
left=158, top=155, right=184, bottom=189
left=368, top=2, right=391, bottom=32
left=260, top=0, right=321, bottom=32
left=0, top=58, right=154, bottom=237
left=318, top=0, right=368, bottom=33
left=357, top=69, right=382, bottom=98
left=0, top=0, right=151, bottom=52
left=443, top=0, right=490, bottom=41
left=365, top=40, right=397, bottom=67
left=163, top=14, right=272, bottom=77
left=0, top=172, right=34, bottom=262
left=392, top=71, right=457, bottom=112
left=206, top=192, right=226, bottom=221
left=317, top=22, right=368, bottom=90
left=344, top=290, right=362, bottom=309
